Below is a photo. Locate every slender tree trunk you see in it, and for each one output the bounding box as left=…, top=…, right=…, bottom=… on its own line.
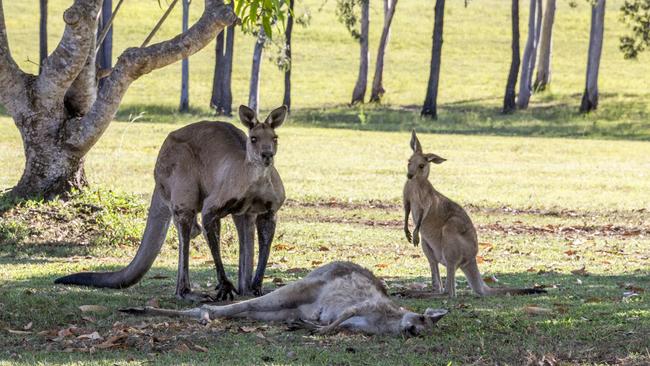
left=283, top=0, right=294, bottom=112
left=533, top=0, right=555, bottom=91
left=248, top=27, right=266, bottom=114
left=179, top=0, right=190, bottom=112
left=211, top=31, right=225, bottom=112
left=421, top=0, right=446, bottom=119
left=516, top=0, right=540, bottom=109
left=504, top=0, right=521, bottom=113
left=370, top=0, right=398, bottom=103
left=350, top=0, right=369, bottom=105
left=39, top=0, right=47, bottom=74
left=97, top=0, right=112, bottom=71
left=221, top=21, right=235, bottom=115
left=210, top=2, right=235, bottom=115
left=0, top=0, right=236, bottom=199
left=580, top=0, right=606, bottom=113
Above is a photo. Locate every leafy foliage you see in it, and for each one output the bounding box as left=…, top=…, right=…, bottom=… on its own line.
left=335, top=0, right=363, bottom=39
left=619, top=0, right=650, bottom=59
left=233, top=0, right=292, bottom=38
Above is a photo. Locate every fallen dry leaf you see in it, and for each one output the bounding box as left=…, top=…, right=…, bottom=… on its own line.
left=150, top=274, right=169, bottom=280
left=79, top=305, right=109, bottom=313
left=273, top=243, right=294, bottom=251
left=145, top=298, right=160, bottom=308
left=476, top=256, right=485, bottom=264
left=77, top=331, right=103, bottom=341
left=479, top=242, right=494, bottom=252
left=23, top=322, right=33, bottom=331
left=483, top=275, right=499, bottom=283
left=95, top=334, right=127, bottom=349
left=6, top=328, right=32, bottom=335
left=571, top=266, right=589, bottom=276
left=523, top=306, right=553, bottom=315
left=375, top=263, right=389, bottom=269
left=193, top=344, right=208, bottom=353
left=564, top=250, right=577, bottom=256
left=318, top=245, right=330, bottom=252
left=175, top=343, right=191, bottom=353
left=239, top=326, right=259, bottom=333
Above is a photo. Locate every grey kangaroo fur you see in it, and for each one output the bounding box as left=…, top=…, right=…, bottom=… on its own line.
left=403, top=130, right=546, bottom=298
left=56, top=105, right=287, bottom=301
left=120, top=261, right=448, bottom=337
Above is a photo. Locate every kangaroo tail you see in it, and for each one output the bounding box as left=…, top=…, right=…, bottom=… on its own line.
left=462, top=260, right=546, bottom=296
left=55, top=189, right=171, bottom=289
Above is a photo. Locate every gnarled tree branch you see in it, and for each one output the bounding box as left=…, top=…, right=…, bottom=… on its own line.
left=64, top=26, right=98, bottom=117
left=65, top=0, right=237, bottom=153
left=36, top=0, right=102, bottom=109
left=0, top=0, right=28, bottom=115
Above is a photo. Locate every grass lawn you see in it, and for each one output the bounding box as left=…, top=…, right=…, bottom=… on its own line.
left=1, top=117, right=649, bottom=365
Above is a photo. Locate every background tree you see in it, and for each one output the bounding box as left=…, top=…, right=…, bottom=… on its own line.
left=580, top=0, right=606, bottom=113
left=180, top=0, right=190, bottom=112
left=421, top=0, right=446, bottom=119
left=283, top=0, right=295, bottom=112
left=211, top=2, right=235, bottom=115
left=619, top=0, right=650, bottom=59
left=248, top=27, right=266, bottom=114
left=369, top=0, right=398, bottom=103
left=97, top=0, right=113, bottom=73
left=517, top=0, right=541, bottom=109
left=39, top=0, right=47, bottom=74
left=504, top=0, right=521, bottom=113
left=0, top=0, right=236, bottom=199
left=350, top=0, right=369, bottom=104
left=533, top=0, right=556, bottom=91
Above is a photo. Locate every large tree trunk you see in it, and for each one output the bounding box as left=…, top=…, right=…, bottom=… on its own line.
left=248, top=27, right=266, bottom=114
left=517, top=0, right=541, bottom=109
left=179, top=0, right=190, bottom=112
left=369, top=0, right=398, bottom=103
left=0, top=0, right=236, bottom=199
left=350, top=0, right=369, bottom=105
left=210, top=2, right=235, bottom=115
left=39, top=0, right=47, bottom=74
left=580, top=0, right=606, bottom=113
left=421, top=0, right=446, bottom=119
left=503, top=0, right=521, bottom=114
left=533, top=0, right=555, bottom=92
left=282, top=0, right=294, bottom=113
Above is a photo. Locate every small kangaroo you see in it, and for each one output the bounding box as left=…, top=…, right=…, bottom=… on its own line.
left=403, top=130, right=545, bottom=297
left=56, top=105, right=287, bottom=301
left=120, top=261, right=448, bottom=337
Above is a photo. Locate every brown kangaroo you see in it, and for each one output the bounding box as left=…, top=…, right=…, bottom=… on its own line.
left=55, top=105, right=287, bottom=301
left=403, top=130, right=545, bottom=298
left=121, top=261, right=448, bottom=337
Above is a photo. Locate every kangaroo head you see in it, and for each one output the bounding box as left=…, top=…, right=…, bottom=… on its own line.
left=400, top=308, right=447, bottom=337
left=239, top=105, right=288, bottom=167
left=407, top=130, right=446, bottom=180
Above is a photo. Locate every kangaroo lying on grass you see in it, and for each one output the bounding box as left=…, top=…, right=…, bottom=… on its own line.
left=56, top=106, right=287, bottom=301
left=121, top=261, right=448, bottom=337
left=403, top=131, right=546, bottom=297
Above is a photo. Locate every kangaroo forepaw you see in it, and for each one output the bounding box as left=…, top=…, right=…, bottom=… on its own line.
left=404, top=229, right=412, bottom=243
left=412, top=234, right=420, bottom=247
left=251, top=282, right=264, bottom=297
left=215, top=280, right=238, bottom=301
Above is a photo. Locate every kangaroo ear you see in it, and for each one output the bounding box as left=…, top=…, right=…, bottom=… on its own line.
left=424, top=153, right=446, bottom=164
left=424, top=308, right=447, bottom=324
left=410, top=130, right=422, bottom=153
left=265, top=105, right=288, bottom=129
left=239, top=105, right=257, bottom=130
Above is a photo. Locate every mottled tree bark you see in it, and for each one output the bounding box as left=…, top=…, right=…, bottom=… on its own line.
left=350, top=0, right=369, bottom=105
left=179, top=0, right=190, bottom=112
left=0, top=0, right=236, bottom=199
left=421, top=0, right=446, bottom=119
left=580, top=0, right=606, bottom=113
left=533, top=0, right=555, bottom=91
left=503, top=0, right=520, bottom=113
left=517, top=0, right=541, bottom=109
left=369, top=0, right=398, bottom=103
left=39, top=0, right=47, bottom=74
left=248, top=27, right=266, bottom=114
left=283, top=0, right=294, bottom=113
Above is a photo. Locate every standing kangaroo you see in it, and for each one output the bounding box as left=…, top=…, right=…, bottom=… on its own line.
left=121, top=261, right=448, bottom=337
left=56, top=105, right=287, bottom=301
left=403, top=130, right=545, bottom=297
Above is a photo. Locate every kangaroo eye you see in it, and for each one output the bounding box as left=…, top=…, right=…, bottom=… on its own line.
left=419, top=164, right=425, bottom=169
left=251, top=137, right=258, bottom=143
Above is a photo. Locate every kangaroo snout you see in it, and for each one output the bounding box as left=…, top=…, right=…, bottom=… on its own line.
left=407, top=173, right=414, bottom=179
left=261, top=151, right=274, bottom=166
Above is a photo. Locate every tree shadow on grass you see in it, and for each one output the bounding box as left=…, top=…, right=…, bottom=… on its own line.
left=289, top=94, right=650, bottom=141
